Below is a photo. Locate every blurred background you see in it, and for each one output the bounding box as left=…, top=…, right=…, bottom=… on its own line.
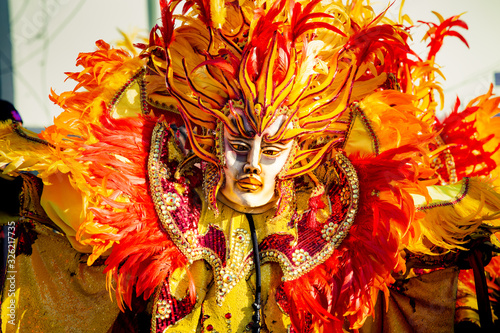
left=1, top=0, right=499, bottom=132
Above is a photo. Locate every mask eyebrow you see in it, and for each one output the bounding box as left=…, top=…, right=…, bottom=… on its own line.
left=226, top=131, right=253, bottom=142
left=262, top=135, right=293, bottom=146
left=227, top=116, right=255, bottom=139
left=261, top=140, right=289, bottom=149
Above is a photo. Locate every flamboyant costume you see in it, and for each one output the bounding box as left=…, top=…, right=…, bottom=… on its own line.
left=2, top=0, right=500, bottom=332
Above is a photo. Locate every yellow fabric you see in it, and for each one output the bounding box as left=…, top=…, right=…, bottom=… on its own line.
left=161, top=261, right=211, bottom=332
left=110, top=81, right=144, bottom=119
left=1, top=222, right=119, bottom=333
left=0, top=121, right=54, bottom=176
left=201, top=262, right=290, bottom=332
left=344, top=113, right=376, bottom=155
left=166, top=261, right=291, bottom=332
left=40, top=173, right=92, bottom=253
left=1, top=172, right=118, bottom=332
left=411, top=181, right=464, bottom=207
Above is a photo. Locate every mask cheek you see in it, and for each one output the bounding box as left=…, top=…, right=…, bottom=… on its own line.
left=223, top=153, right=244, bottom=190
left=263, top=154, right=288, bottom=175
left=224, top=149, right=238, bottom=166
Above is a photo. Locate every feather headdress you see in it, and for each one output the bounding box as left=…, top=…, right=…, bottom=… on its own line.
left=152, top=0, right=418, bottom=212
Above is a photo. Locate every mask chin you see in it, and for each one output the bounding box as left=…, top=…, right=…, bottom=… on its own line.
left=217, top=190, right=278, bottom=214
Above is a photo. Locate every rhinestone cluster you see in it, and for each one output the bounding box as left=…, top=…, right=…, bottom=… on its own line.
left=156, top=299, right=172, bottom=320
left=229, top=229, right=248, bottom=269
left=162, top=192, right=181, bottom=211
left=159, top=165, right=170, bottom=179
left=225, top=312, right=233, bottom=333
left=321, top=222, right=338, bottom=241
left=291, top=249, right=311, bottom=265
left=340, top=186, right=351, bottom=206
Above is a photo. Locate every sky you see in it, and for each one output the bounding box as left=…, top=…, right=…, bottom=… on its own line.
left=7, top=0, right=500, bottom=129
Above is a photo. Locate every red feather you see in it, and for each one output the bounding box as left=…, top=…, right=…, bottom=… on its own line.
left=282, top=146, right=427, bottom=331
left=435, top=97, right=500, bottom=179
left=344, top=24, right=412, bottom=68
left=418, top=14, right=469, bottom=60
left=289, top=0, right=346, bottom=41
left=76, top=114, right=191, bottom=310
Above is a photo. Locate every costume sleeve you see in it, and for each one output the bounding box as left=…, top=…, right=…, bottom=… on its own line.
left=339, top=83, right=500, bottom=331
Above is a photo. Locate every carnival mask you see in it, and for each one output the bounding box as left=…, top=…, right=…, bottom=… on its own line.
left=219, top=115, right=294, bottom=209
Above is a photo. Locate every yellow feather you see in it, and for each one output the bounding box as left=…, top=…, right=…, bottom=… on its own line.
left=409, top=178, right=500, bottom=255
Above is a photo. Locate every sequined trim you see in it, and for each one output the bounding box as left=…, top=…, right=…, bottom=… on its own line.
left=149, top=122, right=241, bottom=304
left=434, top=135, right=458, bottom=184
left=12, top=122, right=55, bottom=148
left=416, top=177, right=470, bottom=211
left=149, top=122, right=193, bottom=259
left=147, top=97, right=181, bottom=114
left=215, top=228, right=255, bottom=304
left=152, top=278, right=196, bottom=332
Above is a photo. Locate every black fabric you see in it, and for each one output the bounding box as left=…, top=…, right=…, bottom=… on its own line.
left=246, top=213, right=262, bottom=333
left=0, top=175, right=23, bottom=217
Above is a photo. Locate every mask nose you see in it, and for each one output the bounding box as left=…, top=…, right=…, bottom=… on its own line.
left=243, top=147, right=261, bottom=174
